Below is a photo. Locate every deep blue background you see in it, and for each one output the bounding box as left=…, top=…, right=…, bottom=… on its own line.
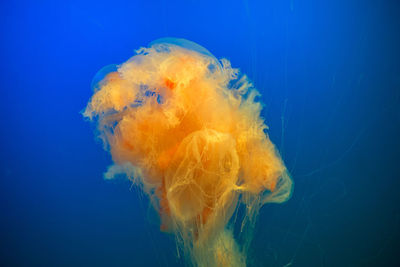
left=1, top=0, right=399, bottom=266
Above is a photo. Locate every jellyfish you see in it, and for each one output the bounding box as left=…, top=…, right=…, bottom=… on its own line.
left=83, top=38, right=293, bottom=267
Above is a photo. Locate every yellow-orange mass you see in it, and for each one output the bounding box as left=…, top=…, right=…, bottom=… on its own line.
left=84, top=38, right=293, bottom=267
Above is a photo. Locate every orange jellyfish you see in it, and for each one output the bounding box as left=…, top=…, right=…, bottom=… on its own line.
left=83, top=38, right=293, bottom=267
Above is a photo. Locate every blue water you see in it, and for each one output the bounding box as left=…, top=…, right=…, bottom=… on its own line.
left=1, top=0, right=399, bottom=266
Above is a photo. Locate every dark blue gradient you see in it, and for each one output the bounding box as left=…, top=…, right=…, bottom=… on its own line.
left=0, top=0, right=399, bottom=266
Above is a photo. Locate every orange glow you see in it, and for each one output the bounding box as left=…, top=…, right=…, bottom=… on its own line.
left=84, top=38, right=293, bottom=267
left=164, top=78, right=176, bottom=90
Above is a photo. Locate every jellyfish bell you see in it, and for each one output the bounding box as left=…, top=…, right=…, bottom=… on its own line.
left=150, top=37, right=223, bottom=75
left=149, top=38, right=219, bottom=63
left=84, top=37, right=293, bottom=267
left=90, top=63, right=119, bottom=91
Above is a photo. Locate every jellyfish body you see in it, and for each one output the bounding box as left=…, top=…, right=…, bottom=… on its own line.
left=84, top=38, right=293, bottom=267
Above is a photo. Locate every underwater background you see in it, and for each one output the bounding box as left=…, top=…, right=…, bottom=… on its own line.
left=1, top=0, right=399, bottom=266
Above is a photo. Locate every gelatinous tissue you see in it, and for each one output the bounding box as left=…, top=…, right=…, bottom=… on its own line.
left=83, top=38, right=293, bottom=267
